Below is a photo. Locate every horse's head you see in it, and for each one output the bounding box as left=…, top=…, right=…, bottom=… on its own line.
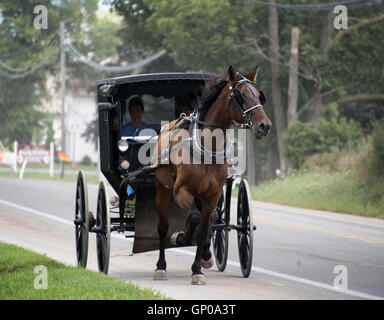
left=227, top=66, right=272, bottom=139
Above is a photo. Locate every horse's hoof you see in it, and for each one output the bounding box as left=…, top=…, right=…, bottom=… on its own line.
left=201, top=256, right=214, bottom=269
left=154, top=269, right=167, bottom=280
left=170, top=231, right=184, bottom=246
left=191, top=274, right=206, bottom=285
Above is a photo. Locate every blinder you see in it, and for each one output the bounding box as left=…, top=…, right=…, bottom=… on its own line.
left=234, top=88, right=246, bottom=106
left=259, top=89, right=267, bottom=105
left=233, top=81, right=267, bottom=107
left=229, top=75, right=267, bottom=128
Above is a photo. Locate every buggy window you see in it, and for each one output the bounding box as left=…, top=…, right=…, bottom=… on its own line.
left=122, top=95, right=175, bottom=132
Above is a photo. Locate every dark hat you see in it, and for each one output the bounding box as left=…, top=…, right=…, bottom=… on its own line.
left=127, top=95, right=144, bottom=112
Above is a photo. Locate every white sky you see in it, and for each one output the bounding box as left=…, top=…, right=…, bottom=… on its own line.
left=98, top=0, right=113, bottom=14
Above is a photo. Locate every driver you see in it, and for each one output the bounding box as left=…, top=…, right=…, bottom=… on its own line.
left=122, top=95, right=154, bottom=137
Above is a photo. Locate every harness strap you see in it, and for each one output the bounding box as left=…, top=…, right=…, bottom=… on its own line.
left=194, top=118, right=227, bottom=129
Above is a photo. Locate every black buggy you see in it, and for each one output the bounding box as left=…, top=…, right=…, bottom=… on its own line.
left=74, top=73, right=255, bottom=277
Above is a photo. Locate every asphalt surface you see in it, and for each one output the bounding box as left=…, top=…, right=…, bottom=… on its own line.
left=0, top=177, right=383, bottom=300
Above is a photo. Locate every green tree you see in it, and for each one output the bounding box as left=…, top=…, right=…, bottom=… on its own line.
left=0, top=0, right=99, bottom=146
left=284, top=104, right=364, bottom=169
left=0, top=0, right=127, bottom=147
left=110, top=0, right=262, bottom=73
left=108, top=0, right=384, bottom=180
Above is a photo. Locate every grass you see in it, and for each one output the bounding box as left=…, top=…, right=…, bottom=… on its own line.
left=250, top=170, right=384, bottom=219
left=250, top=137, right=384, bottom=220
left=0, top=163, right=97, bottom=171
left=0, top=242, right=168, bottom=300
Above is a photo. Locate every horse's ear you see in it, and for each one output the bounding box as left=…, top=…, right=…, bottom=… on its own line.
left=227, top=66, right=236, bottom=82
left=247, top=66, right=259, bottom=82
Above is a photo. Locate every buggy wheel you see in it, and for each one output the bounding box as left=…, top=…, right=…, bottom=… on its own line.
left=237, top=179, right=254, bottom=278
left=96, top=181, right=111, bottom=274
left=74, top=171, right=89, bottom=268
left=212, top=185, right=229, bottom=272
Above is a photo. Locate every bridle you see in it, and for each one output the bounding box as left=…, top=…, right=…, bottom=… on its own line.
left=228, top=73, right=267, bottom=128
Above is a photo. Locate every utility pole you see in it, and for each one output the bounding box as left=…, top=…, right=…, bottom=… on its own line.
left=60, top=21, right=66, bottom=154
left=268, top=0, right=287, bottom=174
left=287, top=27, right=300, bottom=127
left=60, top=21, right=66, bottom=178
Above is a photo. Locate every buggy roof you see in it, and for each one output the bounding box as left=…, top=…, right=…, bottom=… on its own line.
left=97, top=72, right=214, bottom=86
left=97, top=73, right=215, bottom=100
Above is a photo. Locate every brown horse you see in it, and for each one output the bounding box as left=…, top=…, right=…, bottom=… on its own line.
left=153, top=66, right=272, bottom=285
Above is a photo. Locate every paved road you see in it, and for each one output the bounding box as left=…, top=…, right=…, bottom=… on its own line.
left=0, top=177, right=383, bottom=300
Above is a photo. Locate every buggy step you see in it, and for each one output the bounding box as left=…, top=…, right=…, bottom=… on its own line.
left=73, top=218, right=83, bottom=226
left=91, top=226, right=105, bottom=234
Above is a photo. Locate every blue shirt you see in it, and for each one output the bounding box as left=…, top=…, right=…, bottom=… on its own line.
left=121, top=123, right=154, bottom=137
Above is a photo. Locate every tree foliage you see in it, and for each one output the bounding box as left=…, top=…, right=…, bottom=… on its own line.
left=366, top=121, right=384, bottom=179
left=109, top=0, right=383, bottom=178
left=0, top=0, right=96, bottom=146
left=1, top=0, right=383, bottom=179
left=110, top=0, right=263, bottom=73
left=0, top=0, right=126, bottom=147
left=110, top=0, right=384, bottom=115
left=284, top=104, right=364, bottom=169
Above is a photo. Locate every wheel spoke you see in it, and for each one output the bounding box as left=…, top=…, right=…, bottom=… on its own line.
left=212, top=186, right=229, bottom=271
left=216, top=231, right=223, bottom=262
left=102, top=235, right=107, bottom=261
left=236, top=180, right=254, bottom=277
left=77, top=233, right=81, bottom=251
left=95, top=182, right=110, bottom=274
left=77, top=185, right=83, bottom=212
left=241, top=237, right=248, bottom=267
left=76, top=200, right=82, bottom=219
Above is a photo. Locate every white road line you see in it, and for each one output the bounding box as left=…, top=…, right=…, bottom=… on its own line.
left=167, top=248, right=384, bottom=300
left=0, top=198, right=383, bottom=300
left=0, top=199, right=73, bottom=226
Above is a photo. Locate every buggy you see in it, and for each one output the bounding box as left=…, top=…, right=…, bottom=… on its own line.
left=74, top=72, right=257, bottom=278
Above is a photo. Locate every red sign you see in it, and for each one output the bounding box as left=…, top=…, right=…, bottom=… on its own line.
left=17, top=144, right=50, bottom=164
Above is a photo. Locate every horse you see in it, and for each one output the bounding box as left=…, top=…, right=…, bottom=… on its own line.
left=153, top=66, right=272, bottom=285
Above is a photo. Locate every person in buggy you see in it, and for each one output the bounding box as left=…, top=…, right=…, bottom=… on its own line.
left=122, top=95, right=154, bottom=137
left=121, top=95, right=156, bottom=200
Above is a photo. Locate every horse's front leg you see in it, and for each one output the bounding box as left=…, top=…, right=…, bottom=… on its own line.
left=201, top=224, right=214, bottom=269
left=191, top=211, right=210, bottom=285
left=191, top=194, right=220, bottom=285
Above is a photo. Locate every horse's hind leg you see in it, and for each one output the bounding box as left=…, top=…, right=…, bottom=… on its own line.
left=154, top=180, right=171, bottom=280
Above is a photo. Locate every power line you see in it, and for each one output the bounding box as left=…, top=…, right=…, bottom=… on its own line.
left=0, top=36, right=60, bottom=77
left=0, top=30, right=167, bottom=78
left=62, top=35, right=167, bottom=73
left=0, top=53, right=58, bottom=79
left=0, top=33, right=59, bottom=59
left=245, top=0, right=382, bottom=10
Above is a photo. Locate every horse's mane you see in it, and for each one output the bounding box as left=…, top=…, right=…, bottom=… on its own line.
left=197, top=75, right=228, bottom=120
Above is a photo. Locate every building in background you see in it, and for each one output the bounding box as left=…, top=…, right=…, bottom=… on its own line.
left=40, top=76, right=98, bottom=164
left=53, top=93, right=98, bottom=164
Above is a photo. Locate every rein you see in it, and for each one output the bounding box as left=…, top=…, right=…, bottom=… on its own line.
left=193, top=118, right=227, bottom=129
